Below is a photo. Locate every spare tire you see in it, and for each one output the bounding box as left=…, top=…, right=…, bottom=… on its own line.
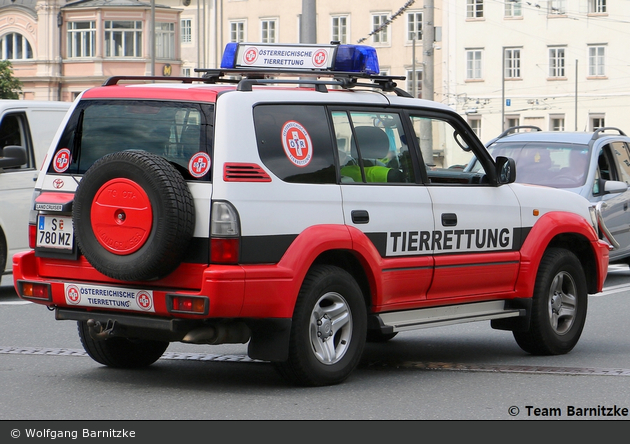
left=73, top=151, right=195, bottom=281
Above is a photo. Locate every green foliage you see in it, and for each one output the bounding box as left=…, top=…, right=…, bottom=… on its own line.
left=0, top=60, right=23, bottom=99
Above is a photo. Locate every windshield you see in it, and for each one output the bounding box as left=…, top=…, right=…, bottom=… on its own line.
left=479, top=142, right=591, bottom=188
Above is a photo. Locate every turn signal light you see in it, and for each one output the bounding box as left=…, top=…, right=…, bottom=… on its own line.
left=170, top=296, right=207, bottom=314
left=19, top=282, right=51, bottom=301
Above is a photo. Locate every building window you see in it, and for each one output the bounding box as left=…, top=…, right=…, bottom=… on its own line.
left=261, top=19, right=277, bottom=43
left=504, top=48, right=521, bottom=79
left=67, top=22, right=95, bottom=58
left=406, top=69, right=422, bottom=98
left=182, top=68, right=191, bottom=77
left=0, top=33, right=33, bottom=60
left=104, top=21, right=143, bottom=57
left=590, top=114, right=605, bottom=131
left=549, top=0, right=566, bottom=14
left=589, top=0, right=606, bottom=13
left=407, top=12, right=422, bottom=42
left=156, top=23, right=175, bottom=59
left=467, top=0, right=484, bottom=18
left=372, top=14, right=389, bottom=44
left=549, top=47, right=565, bottom=78
left=331, top=16, right=348, bottom=44
left=506, top=116, right=520, bottom=130
left=550, top=115, right=565, bottom=131
left=466, top=50, right=483, bottom=80
left=505, top=0, right=522, bottom=17
left=588, top=45, right=605, bottom=76
left=181, top=19, right=192, bottom=43
left=230, top=21, right=246, bottom=43
left=468, top=117, right=481, bottom=137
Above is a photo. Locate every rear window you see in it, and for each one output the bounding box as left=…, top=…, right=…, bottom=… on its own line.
left=49, top=100, right=214, bottom=180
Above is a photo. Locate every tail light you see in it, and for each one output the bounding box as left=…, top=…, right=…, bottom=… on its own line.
left=210, top=201, right=240, bottom=264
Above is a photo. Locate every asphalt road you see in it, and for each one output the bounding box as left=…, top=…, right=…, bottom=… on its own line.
left=1, top=267, right=630, bottom=421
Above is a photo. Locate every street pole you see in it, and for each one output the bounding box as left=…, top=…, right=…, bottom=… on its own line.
left=501, top=48, right=505, bottom=132
left=422, top=0, right=434, bottom=101
left=575, top=59, right=578, bottom=131
left=300, top=0, right=316, bottom=43
left=420, top=0, right=434, bottom=165
left=151, top=0, right=155, bottom=76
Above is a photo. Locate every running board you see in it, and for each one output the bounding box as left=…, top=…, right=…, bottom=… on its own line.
left=377, top=300, right=525, bottom=332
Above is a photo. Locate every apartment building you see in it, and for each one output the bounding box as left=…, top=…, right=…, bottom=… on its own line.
left=451, top=0, right=628, bottom=144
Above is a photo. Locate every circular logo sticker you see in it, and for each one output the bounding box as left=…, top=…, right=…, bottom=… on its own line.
left=281, top=121, right=313, bottom=167
left=53, top=148, right=72, bottom=173
left=66, top=285, right=81, bottom=305
left=312, top=49, right=328, bottom=68
left=188, top=152, right=212, bottom=178
left=136, top=291, right=153, bottom=311
left=243, top=47, right=258, bottom=65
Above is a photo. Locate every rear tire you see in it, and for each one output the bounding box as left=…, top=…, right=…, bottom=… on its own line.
left=513, top=248, right=587, bottom=355
left=274, top=265, right=367, bottom=386
left=77, top=321, right=169, bottom=368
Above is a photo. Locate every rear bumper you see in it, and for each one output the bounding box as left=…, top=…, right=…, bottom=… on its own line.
left=12, top=249, right=297, bottom=319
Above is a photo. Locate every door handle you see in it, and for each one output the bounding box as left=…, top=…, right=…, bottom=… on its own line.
left=441, top=213, right=457, bottom=227
left=351, top=210, right=370, bottom=224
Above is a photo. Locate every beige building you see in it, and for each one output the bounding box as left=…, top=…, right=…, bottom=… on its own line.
left=0, top=0, right=441, bottom=102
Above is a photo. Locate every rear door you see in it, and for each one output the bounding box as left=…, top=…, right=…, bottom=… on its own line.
left=334, top=108, right=435, bottom=310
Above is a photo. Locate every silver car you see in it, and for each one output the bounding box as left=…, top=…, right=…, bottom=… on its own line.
left=466, top=126, right=630, bottom=263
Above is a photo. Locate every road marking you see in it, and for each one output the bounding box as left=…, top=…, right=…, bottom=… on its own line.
left=592, top=282, right=630, bottom=297
left=2, top=346, right=630, bottom=376
left=369, top=361, right=630, bottom=376
left=0, top=301, right=31, bottom=305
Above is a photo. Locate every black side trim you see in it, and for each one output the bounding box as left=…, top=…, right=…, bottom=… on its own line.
left=513, top=227, right=532, bottom=251
left=366, top=232, right=387, bottom=257
left=240, top=234, right=297, bottom=264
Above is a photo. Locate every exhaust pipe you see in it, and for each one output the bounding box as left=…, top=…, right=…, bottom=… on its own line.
left=182, top=322, right=250, bottom=345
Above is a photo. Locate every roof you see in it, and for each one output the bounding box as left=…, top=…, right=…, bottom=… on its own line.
left=489, top=130, right=630, bottom=147
left=0, top=0, right=37, bottom=15
left=63, top=0, right=169, bottom=8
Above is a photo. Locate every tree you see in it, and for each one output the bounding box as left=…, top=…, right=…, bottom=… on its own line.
left=0, top=61, right=22, bottom=99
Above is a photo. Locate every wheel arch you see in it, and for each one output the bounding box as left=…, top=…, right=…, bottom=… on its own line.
left=517, top=211, right=608, bottom=297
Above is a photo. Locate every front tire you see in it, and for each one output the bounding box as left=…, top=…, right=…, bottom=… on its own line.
left=78, top=321, right=169, bottom=368
left=513, top=248, right=587, bottom=355
left=275, top=265, right=367, bottom=386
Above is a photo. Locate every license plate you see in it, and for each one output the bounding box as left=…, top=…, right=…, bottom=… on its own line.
left=37, top=215, right=73, bottom=250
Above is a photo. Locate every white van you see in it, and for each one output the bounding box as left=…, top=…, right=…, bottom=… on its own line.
left=0, top=100, right=71, bottom=279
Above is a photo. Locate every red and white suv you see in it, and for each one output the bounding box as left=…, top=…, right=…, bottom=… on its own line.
left=13, top=43, right=610, bottom=386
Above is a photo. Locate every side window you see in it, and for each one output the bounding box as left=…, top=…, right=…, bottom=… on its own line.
left=254, top=105, right=336, bottom=184
left=0, top=113, right=33, bottom=169
left=331, top=110, right=414, bottom=184
left=610, top=142, right=630, bottom=185
left=409, top=115, right=479, bottom=184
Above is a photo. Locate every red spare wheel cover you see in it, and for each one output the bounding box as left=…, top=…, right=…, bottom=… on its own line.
left=90, top=178, right=153, bottom=255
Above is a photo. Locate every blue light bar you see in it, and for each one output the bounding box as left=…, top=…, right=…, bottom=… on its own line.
left=332, top=45, right=380, bottom=75
left=220, top=43, right=380, bottom=75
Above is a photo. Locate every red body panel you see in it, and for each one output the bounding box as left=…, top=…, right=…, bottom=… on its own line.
left=13, top=210, right=609, bottom=320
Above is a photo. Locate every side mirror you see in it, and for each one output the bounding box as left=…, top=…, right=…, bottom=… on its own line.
left=496, top=156, right=516, bottom=184
left=603, top=179, right=628, bottom=195
left=0, top=145, right=27, bottom=168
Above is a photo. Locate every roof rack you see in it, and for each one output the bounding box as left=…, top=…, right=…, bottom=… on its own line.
left=591, top=127, right=626, bottom=141
left=485, top=125, right=542, bottom=146
left=193, top=67, right=411, bottom=96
